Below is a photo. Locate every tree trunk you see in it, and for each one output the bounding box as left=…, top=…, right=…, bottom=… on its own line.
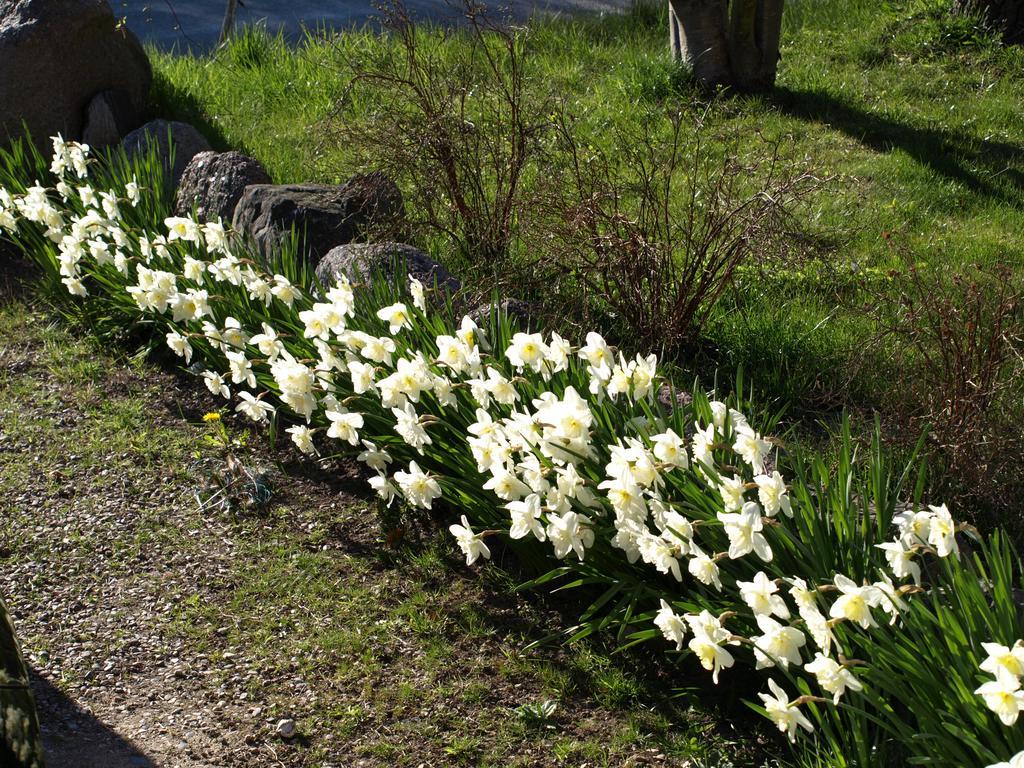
left=669, top=0, right=733, bottom=88
left=219, top=0, right=239, bottom=45
left=668, top=0, right=785, bottom=91
left=0, top=598, right=44, bottom=768
left=954, top=0, right=1024, bottom=45
left=756, top=0, right=785, bottom=87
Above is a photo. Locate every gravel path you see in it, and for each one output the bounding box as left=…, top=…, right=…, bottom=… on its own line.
left=0, top=305, right=292, bottom=766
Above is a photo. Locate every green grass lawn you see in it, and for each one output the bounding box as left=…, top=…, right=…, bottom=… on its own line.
left=142, top=0, right=1024, bottom=532
left=147, top=0, right=1023, bottom=519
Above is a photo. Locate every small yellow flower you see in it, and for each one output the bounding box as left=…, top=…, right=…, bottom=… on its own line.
left=202, top=412, right=221, bottom=423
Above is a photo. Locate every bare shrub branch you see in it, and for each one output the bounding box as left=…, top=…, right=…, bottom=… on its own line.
left=868, top=259, right=1024, bottom=526
left=327, top=0, right=549, bottom=295
left=525, top=106, right=826, bottom=352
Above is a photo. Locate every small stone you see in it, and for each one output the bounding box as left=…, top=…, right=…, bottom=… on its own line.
left=275, top=718, right=297, bottom=739
left=82, top=89, right=140, bottom=148
left=174, top=150, right=271, bottom=224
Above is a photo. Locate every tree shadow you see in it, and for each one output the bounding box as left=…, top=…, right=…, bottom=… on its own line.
left=29, top=668, right=156, bottom=768
left=0, top=252, right=38, bottom=299
left=771, top=85, right=1024, bottom=209
left=145, top=70, right=235, bottom=158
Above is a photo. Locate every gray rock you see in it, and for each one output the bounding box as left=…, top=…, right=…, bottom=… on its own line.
left=174, top=151, right=271, bottom=224
left=0, top=0, right=151, bottom=149
left=231, top=172, right=404, bottom=267
left=275, top=718, right=296, bottom=739
left=469, top=298, right=537, bottom=332
left=656, top=382, right=693, bottom=414
left=81, top=89, right=139, bottom=149
left=121, top=120, right=213, bottom=188
left=315, top=242, right=460, bottom=297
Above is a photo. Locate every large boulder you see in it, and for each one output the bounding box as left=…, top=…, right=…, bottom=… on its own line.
left=231, top=173, right=404, bottom=267
left=174, top=151, right=271, bottom=224
left=0, top=0, right=151, bottom=148
left=81, top=89, right=139, bottom=149
left=122, top=120, right=213, bottom=188
left=316, top=242, right=460, bottom=297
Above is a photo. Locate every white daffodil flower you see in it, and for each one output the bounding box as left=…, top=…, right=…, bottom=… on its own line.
left=286, top=425, right=318, bottom=456
left=376, top=302, right=412, bottom=334
left=651, top=429, right=688, bottom=469
left=484, top=470, right=531, bottom=502
left=738, top=571, right=790, bottom=618
left=758, top=679, right=814, bottom=742
left=875, top=540, right=922, bottom=585
left=165, top=331, right=193, bottom=363
left=805, top=652, right=863, bottom=705
left=356, top=440, right=392, bottom=473
left=985, top=751, right=1024, bottom=768
left=981, top=641, right=1024, bottom=680
left=325, top=408, right=364, bottom=446
left=687, top=542, right=722, bottom=591
left=409, top=276, right=426, bottom=310
left=754, top=470, right=792, bottom=517
left=718, top=501, right=772, bottom=562
left=686, top=611, right=736, bottom=684
left=392, top=402, right=432, bottom=453
left=368, top=473, right=397, bottom=506
left=395, top=461, right=443, bottom=510
left=732, top=425, right=772, bottom=474
left=928, top=503, right=958, bottom=558
left=202, top=371, right=230, bottom=399
left=637, top=532, right=683, bottom=581
left=751, top=614, right=806, bottom=670
left=507, top=493, right=546, bottom=542
left=546, top=510, right=595, bottom=560
left=690, top=422, right=716, bottom=470
left=447, top=513, right=489, bottom=564
left=234, top=391, right=275, bottom=423
left=829, top=574, right=883, bottom=629
left=976, top=667, right=1024, bottom=726
left=271, top=275, right=300, bottom=307
left=164, top=216, right=200, bottom=243
left=226, top=351, right=256, bottom=388
left=505, top=332, right=548, bottom=374
left=718, top=474, right=746, bottom=513
left=654, top=599, right=688, bottom=651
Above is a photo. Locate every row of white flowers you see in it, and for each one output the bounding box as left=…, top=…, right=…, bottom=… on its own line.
left=2, top=136, right=1020, bottom=764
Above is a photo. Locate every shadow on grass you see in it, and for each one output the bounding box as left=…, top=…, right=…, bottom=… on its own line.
left=146, top=70, right=236, bottom=156
left=772, top=85, right=1024, bottom=208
